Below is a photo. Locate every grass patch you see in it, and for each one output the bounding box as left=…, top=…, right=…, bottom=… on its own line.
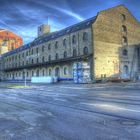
left=0, top=85, right=32, bottom=89
left=9, top=85, right=31, bottom=89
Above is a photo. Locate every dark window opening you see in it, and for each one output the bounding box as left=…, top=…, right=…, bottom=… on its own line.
left=55, top=41, right=58, bottom=49
left=72, top=35, right=76, bottom=44
left=64, top=51, right=67, bottom=58
left=73, top=49, right=77, bottom=57
left=122, top=49, right=128, bottom=56
left=83, top=32, right=88, bottom=41
left=55, top=53, right=59, bottom=60
left=83, top=47, right=88, bottom=55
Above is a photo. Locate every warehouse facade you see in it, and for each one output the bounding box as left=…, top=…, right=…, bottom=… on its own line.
left=0, top=5, right=140, bottom=83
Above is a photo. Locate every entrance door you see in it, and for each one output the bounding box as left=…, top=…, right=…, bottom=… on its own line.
left=55, top=67, right=60, bottom=77
left=123, top=65, right=129, bottom=78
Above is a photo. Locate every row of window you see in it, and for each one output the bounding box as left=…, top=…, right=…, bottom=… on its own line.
left=5, top=32, right=89, bottom=62
left=7, top=67, right=69, bottom=78
left=5, top=47, right=89, bottom=68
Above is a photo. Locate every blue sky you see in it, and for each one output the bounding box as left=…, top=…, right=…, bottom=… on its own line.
left=0, top=0, right=139, bottom=44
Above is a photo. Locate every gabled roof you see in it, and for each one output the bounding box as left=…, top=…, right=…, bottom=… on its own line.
left=2, top=16, right=97, bottom=58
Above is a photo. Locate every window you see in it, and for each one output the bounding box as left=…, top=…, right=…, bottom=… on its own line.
left=83, top=32, right=88, bottom=41
left=42, top=45, right=45, bottom=52
left=123, top=65, right=129, bottom=75
left=42, top=69, right=45, bottom=76
left=32, top=71, right=34, bottom=77
left=48, top=55, right=51, bottom=61
left=36, top=48, right=38, bottom=54
left=63, top=39, right=67, bottom=47
left=36, top=70, right=39, bottom=77
left=31, top=49, right=33, bottom=55
left=48, top=44, right=51, bottom=50
left=37, top=58, right=39, bottom=63
left=48, top=69, right=52, bottom=76
left=22, top=53, right=24, bottom=58
left=122, top=36, right=128, bottom=45
left=55, top=67, right=60, bottom=77
left=121, top=14, right=126, bottom=21
left=83, top=47, right=88, bottom=55
left=55, top=41, right=58, bottom=49
left=26, top=51, right=28, bottom=56
left=32, top=59, right=34, bottom=64
left=42, top=56, right=45, bottom=62
left=26, top=72, right=29, bottom=77
left=55, top=53, right=59, bottom=60
left=122, top=25, right=127, bottom=33
left=64, top=67, right=68, bottom=75
left=73, top=49, right=77, bottom=57
left=64, top=51, right=67, bottom=58
left=122, top=49, right=128, bottom=56
left=72, top=35, right=76, bottom=44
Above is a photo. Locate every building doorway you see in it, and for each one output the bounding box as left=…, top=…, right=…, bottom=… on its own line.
left=55, top=67, right=60, bottom=77
left=123, top=65, right=129, bottom=78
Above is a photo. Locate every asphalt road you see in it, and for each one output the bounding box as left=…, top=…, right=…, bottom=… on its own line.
left=0, top=82, right=140, bottom=140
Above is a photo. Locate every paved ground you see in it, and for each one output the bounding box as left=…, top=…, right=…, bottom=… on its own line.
left=0, top=82, right=140, bottom=140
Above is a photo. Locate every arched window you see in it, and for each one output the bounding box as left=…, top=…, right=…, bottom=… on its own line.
left=121, top=14, right=126, bottom=21
left=63, top=39, right=67, bottom=47
left=32, top=71, right=34, bottom=76
left=83, top=32, right=88, bottom=41
left=64, top=67, right=68, bottom=75
left=36, top=69, right=39, bottom=77
left=48, top=69, right=52, bottom=76
left=55, top=67, right=60, bottom=77
left=72, top=35, right=76, bottom=44
left=55, top=53, right=59, bottom=60
left=122, top=25, right=127, bottom=33
left=123, top=65, right=129, bottom=75
left=122, top=36, right=127, bottom=45
left=64, top=51, right=67, bottom=58
left=73, top=49, right=77, bottom=57
left=48, top=55, right=51, bottom=61
left=83, top=47, right=88, bottom=55
left=55, top=41, right=58, bottom=49
left=122, top=49, right=128, bottom=56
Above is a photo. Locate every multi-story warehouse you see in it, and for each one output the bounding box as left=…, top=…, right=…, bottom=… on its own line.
left=0, top=5, right=140, bottom=83
left=0, top=29, right=23, bottom=56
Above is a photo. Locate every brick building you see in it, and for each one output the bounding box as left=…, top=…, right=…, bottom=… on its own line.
left=0, top=29, right=23, bottom=56
left=0, top=5, right=140, bottom=82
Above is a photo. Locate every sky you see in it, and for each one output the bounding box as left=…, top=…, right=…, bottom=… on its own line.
left=0, top=0, right=139, bottom=44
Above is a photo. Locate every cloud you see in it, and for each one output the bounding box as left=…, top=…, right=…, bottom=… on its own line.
left=0, top=0, right=139, bottom=44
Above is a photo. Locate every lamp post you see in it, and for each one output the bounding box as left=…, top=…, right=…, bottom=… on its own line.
left=24, top=69, right=27, bottom=87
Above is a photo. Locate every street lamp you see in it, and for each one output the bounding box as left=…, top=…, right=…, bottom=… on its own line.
left=24, top=69, right=27, bottom=87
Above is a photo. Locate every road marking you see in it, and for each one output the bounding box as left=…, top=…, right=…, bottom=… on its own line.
left=81, top=102, right=140, bottom=113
